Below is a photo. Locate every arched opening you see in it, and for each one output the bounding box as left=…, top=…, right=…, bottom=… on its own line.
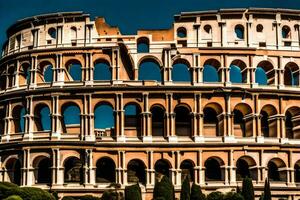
left=138, top=59, right=162, bottom=82
left=230, top=60, right=247, bottom=83
left=124, top=103, right=141, bottom=138
left=268, top=158, right=287, bottom=182
left=236, top=156, right=257, bottom=181
left=255, top=61, right=274, bottom=85
left=67, top=60, right=82, bottom=81
left=48, top=28, right=56, bottom=39
left=6, top=158, right=21, bottom=185
left=203, top=103, right=223, bottom=137
left=285, top=107, right=300, bottom=139
left=62, top=103, right=81, bottom=133
left=34, top=104, right=51, bottom=131
left=282, top=26, right=291, bottom=39
left=64, top=157, right=83, bottom=183
left=43, top=64, right=53, bottom=83
left=294, top=161, right=300, bottom=183
left=177, top=27, right=187, bottom=38
left=172, top=60, right=191, bottom=82
left=127, top=159, right=146, bottom=185
left=12, top=106, right=26, bottom=133
left=284, top=62, right=299, bottom=86
left=233, top=103, right=253, bottom=137
left=96, top=157, right=116, bottom=183
left=175, top=105, right=191, bottom=137
left=203, top=59, right=221, bottom=82
left=151, top=105, right=165, bottom=137
left=0, top=72, right=6, bottom=90
left=260, top=105, right=278, bottom=137
left=180, top=160, right=195, bottom=182
left=70, top=26, right=77, bottom=41
left=155, top=159, right=171, bottom=177
left=205, top=157, right=224, bottom=181
left=7, top=66, right=15, bottom=88
left=0, top=108, right=5, bottom=135
left=235, top=25, right=244, bottom=39
left=137, top=37, right=149, bottom=53
left=94, top=60, right=112, bottom=81
left=19, top=63, right=31, bottom=86
left=203, top=25, right=212, bottom=39
left=34, top=156, right=52, bottom=184
left=94, top=103, right=115, bottom=137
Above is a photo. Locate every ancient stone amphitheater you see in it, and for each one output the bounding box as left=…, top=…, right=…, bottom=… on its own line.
left=1, top=8, right=300, bottom=200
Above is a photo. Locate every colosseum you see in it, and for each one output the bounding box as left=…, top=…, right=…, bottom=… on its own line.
left=1, top=7, right=300, bottom=200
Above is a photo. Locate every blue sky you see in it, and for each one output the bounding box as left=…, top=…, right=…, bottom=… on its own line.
left=1, top=0, right=300, bottom=47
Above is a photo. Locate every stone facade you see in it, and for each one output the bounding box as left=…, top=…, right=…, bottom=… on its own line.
left=1, top=8, right=300, bottom=200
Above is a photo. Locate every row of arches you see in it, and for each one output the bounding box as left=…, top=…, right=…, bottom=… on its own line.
left=5, top=155, right=299, bottom=186
left=2, top=58, right=300, bottom=90
left=7, top=101, right=300, bottom=140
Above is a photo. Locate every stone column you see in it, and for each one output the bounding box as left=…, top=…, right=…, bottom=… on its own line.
left=30, top=55, right=37, bottom=88
left=14, top=60, right=20, bottom=88
left=166, top=93, right=177, bottom=142
left=163, top=49, right=172, bottom=84
left=117, top=151, right=126, bottom=185
left=142, top=93, right=152, bottom=142
left=82, top=94, right=94, bottom=141
left=52, top=54, right=64, bottom=86
left=84, top=52, right=93, bottom=85
left=175, top=151, right=181, bottom=187
left=22, top=149, right=33, bottom=186
left=2, top=102, right=12, bottom=142
left=115, top=93, right=125, bottom=142
left=229, top=150, right=236, bottom=185
left=51, top=95, right=62, bottom=139
left=52, top=148, right=64, bottom=186
left=84, top=149, right=95, bottom=186
left=146, top=151, right=155, bottom=188
left=23, top=96, right=34, bottom=141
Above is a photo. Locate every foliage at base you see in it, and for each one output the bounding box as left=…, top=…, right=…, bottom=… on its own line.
left=206, top=192, right=223, bottom=200
left=190, top=183, right=205, bottom=200
left=3, top=195, right=23, bottom=200
left=153, top=176, right=175, bottom=200
left=223, top=192, right=244, bottom=200
left=125, top=184, right=142, bottom=200
left=180, top=177, right=190, bottom=200
left=241, top=177, right=254, bottom=200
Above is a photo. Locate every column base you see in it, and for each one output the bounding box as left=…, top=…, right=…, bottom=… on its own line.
left=23, top=133, right=33, bottom=141
left=224, top=82, right=231, bottom=87
left=280, top=138, right=289, bottom=144
left=256, top=136, right=264, bottom=143
left=117, top=135, right=126, bottom=142
left=84, top=81, right=93, bottom=86
left=52, top=81, right=64, bottom=87
left=51, top=132, right=61, bottom=140
left=193, top=135, right=205, bottom=143
left=278, top=84, right=285, bottom=89
left=1, top=135, right=10, bottom=142
left=251, top=83, right=258, bottom=88
left=223, top=136, right=236, bottom=143
left=112, top=80, right=123, bottom=84
left=168, top=136, right=178, bottom=143
left=84, top=135, right=95, bottom=141
left=142, top=136, right=152, bottom=143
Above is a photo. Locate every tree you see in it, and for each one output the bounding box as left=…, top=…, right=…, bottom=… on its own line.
left=206, top=192, right=223, bottom=200
left=180, top=177, right=190, bottom=200
left=190, top=183, right=205, bottom=200
left=153, top=176, right=175, bottom=200
left=125, top=184, right=142, bottom=200
left=241, top=177, right=254, bottom=200
left=263, top=178, right=271, bottom=200
left=223, top=192, right=244, bottom=200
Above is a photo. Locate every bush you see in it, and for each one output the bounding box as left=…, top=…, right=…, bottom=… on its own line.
left=101, top=190, right=120, bottom=200
left=223, top=192, right=244, bottom=200
left=0, top=182, right=18, bottom=199
left=180, top=177, right=190, bottom=200
left=206, top=192, right=223, bottom=200
left=241, top=177, right=254, bottom=200
left=61, top=197, right=76, bottom=200
left=80, top=195, right=102, bottom=200
left=4, top=187, right=55, bottom=200
left=3, top=195, right=23, bottom=200
left=153, top=176, right=175, bottom=200
left=190, top=183, right=205, bottom=200
left=262, top=179, right=271, bottom=200
left=125, top=184, right=142, bottom=200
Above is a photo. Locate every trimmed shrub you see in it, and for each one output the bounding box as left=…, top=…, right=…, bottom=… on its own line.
left=0, top=182, right=18, bottom=199
left=4, top=187, right=55, bottom=200
left=180, top=177, right=190, bottom=200
left=241, top=177, right=254, bottom=200
left=3, top=195, right=23, bottom=200
left=190, top=183, right=205, bottom=200
left=81, top=195, right=102, bottom=200
left=223, top=192, right=244, bottom=200
left=206, top=192, right=223, bottom=200
left=125, top=184, right=142, bottom=200
left=62, top=197, right=76, bottom=200
left=101, top=190, right=120, bottom=200
left=263, top=179, right=271, bottom=200
left=153, top=176, right=175, bottom=200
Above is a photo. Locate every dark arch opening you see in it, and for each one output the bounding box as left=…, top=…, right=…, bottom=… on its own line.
left=282, top=26, right=291, bottom=39
left=203, top=59, right=221, bottom=82
left=94, top=60, right=112, bottom=81
left=6, top=159, right=21, bottom=186
left=127, top=159, right=146, bottom=185
left=43, top=64, right=53, bottom=83
left=284, top=63, right=299, bottom=86
left=64, top=157, right=83, bottom=183
left=94, top=103, right=115, bottom=130
left=124, top=103, right=141, bottom=138
left=175, top=105, right=191, bottom=137
left=268, top=161, right=280, bottom=181
left=151, top=106, right=165, bottom=137
left=233, top=109, right=246, bottom=137
left=137, top=37, right=149, bottom=53
left=155, top=159, right=171, bottom=177
left=205, top=158, right=223, bottom=181
left=34, top=104, right=51, bottom=131
left=236, top=159, right=250, bottom=180
left=235, top=25, right=244, bottom=39
left=36, top=157, right=52, bottom=184
left=203, top=107, right=219, bottom=136
left=256, top=61, right=274, bottom=85
left=295, top=162, right=300, bottom=183
left=62, top=103, right=81, bottom=133
left=96, top=157, right=116, bottom=183
left=260, top=111, right=269, bottom=137
left=285, top=111, right=293, bottom=139
left=12, top=106, right=26, bottom=133
left=180, top=160, right=194, bottom=182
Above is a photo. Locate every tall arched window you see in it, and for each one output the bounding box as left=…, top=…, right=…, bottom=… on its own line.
left=0, top=108, right=4, bottom=135
left=34, top=156, right=52, bottom=184
left=70, top=26, right=77, bottom=41
left=48, top=28, right=56, bottom=39
left=137, top=37, right=149, bottom=53
left=235, top=25, right=244, bottom=39
left=96, top=157, right=116, bottom=183
left=284, top=62, right=299, bottom=86
left=233, top=103, right=252, bottom=137
left=205, top=157, right=224, bottom=181
left=35, top=104, right=51, bottom=131
left=94, top=103, right=114, bottom=129
left=44, top=64, right=53, bottom=83
left=175, top=105, right=191, bottom=137
left=203, top=103, right=223, bottom=137
left=127, top=159, right=146, bottom=185
left=282, top=26, right=291, bottom=39
left=64, top=157, right=83, bottom=183
left=138, top=59, right=161, bottom=82
left=67, top=61, right=82, bottom=81
left=180, top=160, right=195, bottom=182
left=294, top=161, right=300, bottom=183
left=285, top=107, right=300, bottom=139
left=151, top=106, right=165, bottom=137
left=6, top=158, right=21, bottom=185
left=236, top=156, right=257, bottom=181
left=255, top=61, right=274, bottom=85
left=124, top=103, right=141, bottom=138
left=19, top=63, right=31, bottom=85
left=8, top=66, right=15, bottom=87
left=267, top=158, right=287, bottom=182
left=17, top=107, right=26, bottom=133
left=203, top=59, right=221, bottom=82
left=172, top=60, right=191, bottom=82
left=155, top=159, right=171, bottom=177
left=260, top=105, right=277, bottom=138
left=94, top=60, right=112, bottom=81
left=229, top=60, right=247, bottom=83
left=0, top=72, right=6, bottom=90
left=62, top=104, right=80, bottom=125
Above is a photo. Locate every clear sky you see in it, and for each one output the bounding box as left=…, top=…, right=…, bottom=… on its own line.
left=1, top=0, right=300, bottom=47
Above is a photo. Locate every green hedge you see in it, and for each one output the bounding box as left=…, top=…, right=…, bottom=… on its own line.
left=3, top=195, right=23, bottom=200
left=153, top=176, right=175, bottom=200
left=190, top=183, right=205, bottom=200
left=62, top=197, right=76, bottom=200
left=125, top=184, right=142, bottom=200
left=223, top=192, right=244, bottom=200
left=4, top=187, right=55, bottom=200
left=207, top=192, right=223, bottom=200
left=0, top=182, right=18, bottom=199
